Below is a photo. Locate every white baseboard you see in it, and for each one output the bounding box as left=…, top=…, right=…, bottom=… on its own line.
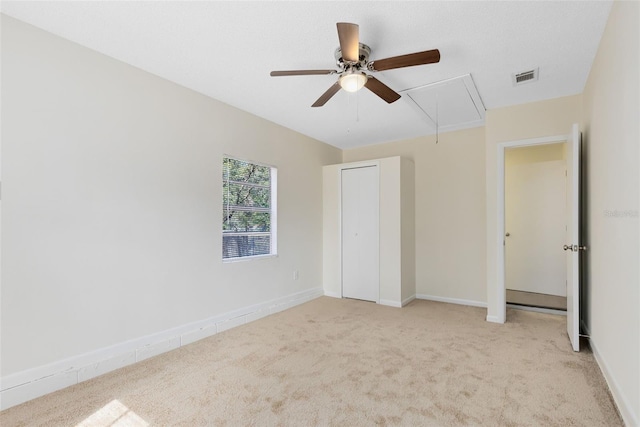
left=379, top=299, right=401, bottom=308
left=0, top=287, right=323, bottom=411
left=402, top=295, right=416, bottom=307
left=587, top=334, right=637, bottom=427
left=580, top=318, right=591, bottom=336
left=325, top=293, right=414, bottom=308
left=485, top=315, right=503, bottom=323
left=416, top=294, right=487, bottom=308
left=323, top=290, right=341, bottom=298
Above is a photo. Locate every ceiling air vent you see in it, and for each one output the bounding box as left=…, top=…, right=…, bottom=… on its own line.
left=512, top=68, right=538, bottom=86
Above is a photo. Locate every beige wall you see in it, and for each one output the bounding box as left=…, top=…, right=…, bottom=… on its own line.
left=505, top=143, right=565, bottom=165
left=485, top=94, right=582, bottom=321
left=1, top=15, right=341, bottom=376
left=581, top=1, right=639, bottom=424
left=400, top=158, right=416, bottom=304
left=378, top=157, right=403, bottom=304
left=343, top=127, right=487, bottom=304
left=322, top=165, right=342, bottom=298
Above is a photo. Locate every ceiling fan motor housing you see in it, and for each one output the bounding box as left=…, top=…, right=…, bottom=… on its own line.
left=335, top=43, right=371, bottom=69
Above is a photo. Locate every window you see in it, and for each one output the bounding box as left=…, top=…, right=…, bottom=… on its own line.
left=222, top=157, right=277, bottom=260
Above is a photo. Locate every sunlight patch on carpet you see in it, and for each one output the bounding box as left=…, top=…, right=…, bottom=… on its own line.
left=75, top=399, right=148, bottom=427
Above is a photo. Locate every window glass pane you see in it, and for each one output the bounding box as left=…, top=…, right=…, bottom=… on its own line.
left=222, top=210, right=271, bottom=232
left=223, top=183, right=270, bottom=209
left=223, top=158, right=270, bottom=186
left=223, top=235, right=271, bottom=259
left=222, top=156, right=275, bottom=260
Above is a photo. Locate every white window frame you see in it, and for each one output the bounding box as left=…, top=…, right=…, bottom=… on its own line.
left=222, top=155, right=277, bottom=262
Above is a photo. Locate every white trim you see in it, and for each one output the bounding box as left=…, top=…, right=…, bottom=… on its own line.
left=402, top=295, right=416, bottom=307
left=493, top=134, right=568, bottom=325
left=579, top=320, right=635, bottom=425
left=416, top=294, right=487, bottom=308
left=499, top=134, right=568, bottom=149
left=0, top=287, right=323, bottom=410
left=323, top=294, right=415, bottom=308
left=222, top=253, right=278, bottom=263
left=222, top=153, right=277, bottom=170
left=486, top=315, right=502, bottom=323
left=324, top=290, right=342, bottom=299
left=589, top=336, right=638, bottom=427
left=379, top=299, right=402, bottom=308
left=506, top=304, right=567, bottom=316
left=580, top=319, right=590, bottom=336
left=270, top=167, right=278, bottom=255
left=336, top=159, right=382, bottom=171
left=496, top=144, right=506, bottom=324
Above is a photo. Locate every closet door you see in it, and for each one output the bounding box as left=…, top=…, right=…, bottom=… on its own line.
left=341, top=166, right=379, bottom=302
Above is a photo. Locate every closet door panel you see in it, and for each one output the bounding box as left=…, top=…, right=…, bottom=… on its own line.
left=341, top=166, right=379, bottom=302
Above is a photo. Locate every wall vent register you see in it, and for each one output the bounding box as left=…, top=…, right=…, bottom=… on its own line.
left=512, top=68, right=539, bottom=86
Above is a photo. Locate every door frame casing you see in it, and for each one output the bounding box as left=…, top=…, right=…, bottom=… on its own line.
left=494, top=134, right=568, bottom=323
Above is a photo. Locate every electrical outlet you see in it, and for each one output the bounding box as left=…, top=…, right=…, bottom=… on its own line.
left=293, top=270, right=299, bottom=280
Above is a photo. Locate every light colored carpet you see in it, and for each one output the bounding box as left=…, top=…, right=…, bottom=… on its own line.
left=1, top=297, right=622, bottom=426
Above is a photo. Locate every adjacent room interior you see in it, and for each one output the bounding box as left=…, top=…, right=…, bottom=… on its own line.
left=1, top=1, right=638, bottom=425
left=505, top=143, right=568, bottom=312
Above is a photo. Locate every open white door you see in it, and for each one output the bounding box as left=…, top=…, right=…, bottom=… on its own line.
left=564, top=123, right=581, bottom=351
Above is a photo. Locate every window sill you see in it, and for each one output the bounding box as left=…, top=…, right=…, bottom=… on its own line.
left=222, top=254, right=278, bottom=264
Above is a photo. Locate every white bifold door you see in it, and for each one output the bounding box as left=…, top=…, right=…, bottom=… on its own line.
left=341, top=166, right=379, bottom=302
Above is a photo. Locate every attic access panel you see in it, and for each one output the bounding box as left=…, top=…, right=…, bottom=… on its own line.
left=401, top=74, right=486, bottom=133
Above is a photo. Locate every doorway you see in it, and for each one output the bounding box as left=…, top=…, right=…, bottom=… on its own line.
left=504, top=143, right=567, bottom=311
left=494, top=124, right=582, bottom=351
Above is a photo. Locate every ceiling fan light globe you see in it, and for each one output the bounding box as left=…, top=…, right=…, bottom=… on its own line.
left=339, top=73, right=367, bottom=93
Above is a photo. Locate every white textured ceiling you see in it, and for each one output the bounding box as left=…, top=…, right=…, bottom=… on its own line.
left=1, top=1, right=612, bottom=149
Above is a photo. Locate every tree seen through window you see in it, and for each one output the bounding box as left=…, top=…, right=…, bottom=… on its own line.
left=223, top=157, right=275, bottom=259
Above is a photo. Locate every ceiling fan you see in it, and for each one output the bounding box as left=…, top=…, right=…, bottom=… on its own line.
left=270, top=22, right=440, bottom=107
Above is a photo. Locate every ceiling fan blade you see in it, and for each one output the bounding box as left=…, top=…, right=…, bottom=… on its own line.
left=370, top=49, right=441, bottom=71
left=337, top=22, right=359, bottom=63
left=270, top=70, right=336, bottom=77
left=312, top=82, right=342, bottom=107
left=364, top=76, right=401, bottom=104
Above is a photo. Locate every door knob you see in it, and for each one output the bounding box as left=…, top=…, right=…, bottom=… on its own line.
left=564, top=244, right=588, bottom=251
left=505, top=232, right=510, bottom=237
